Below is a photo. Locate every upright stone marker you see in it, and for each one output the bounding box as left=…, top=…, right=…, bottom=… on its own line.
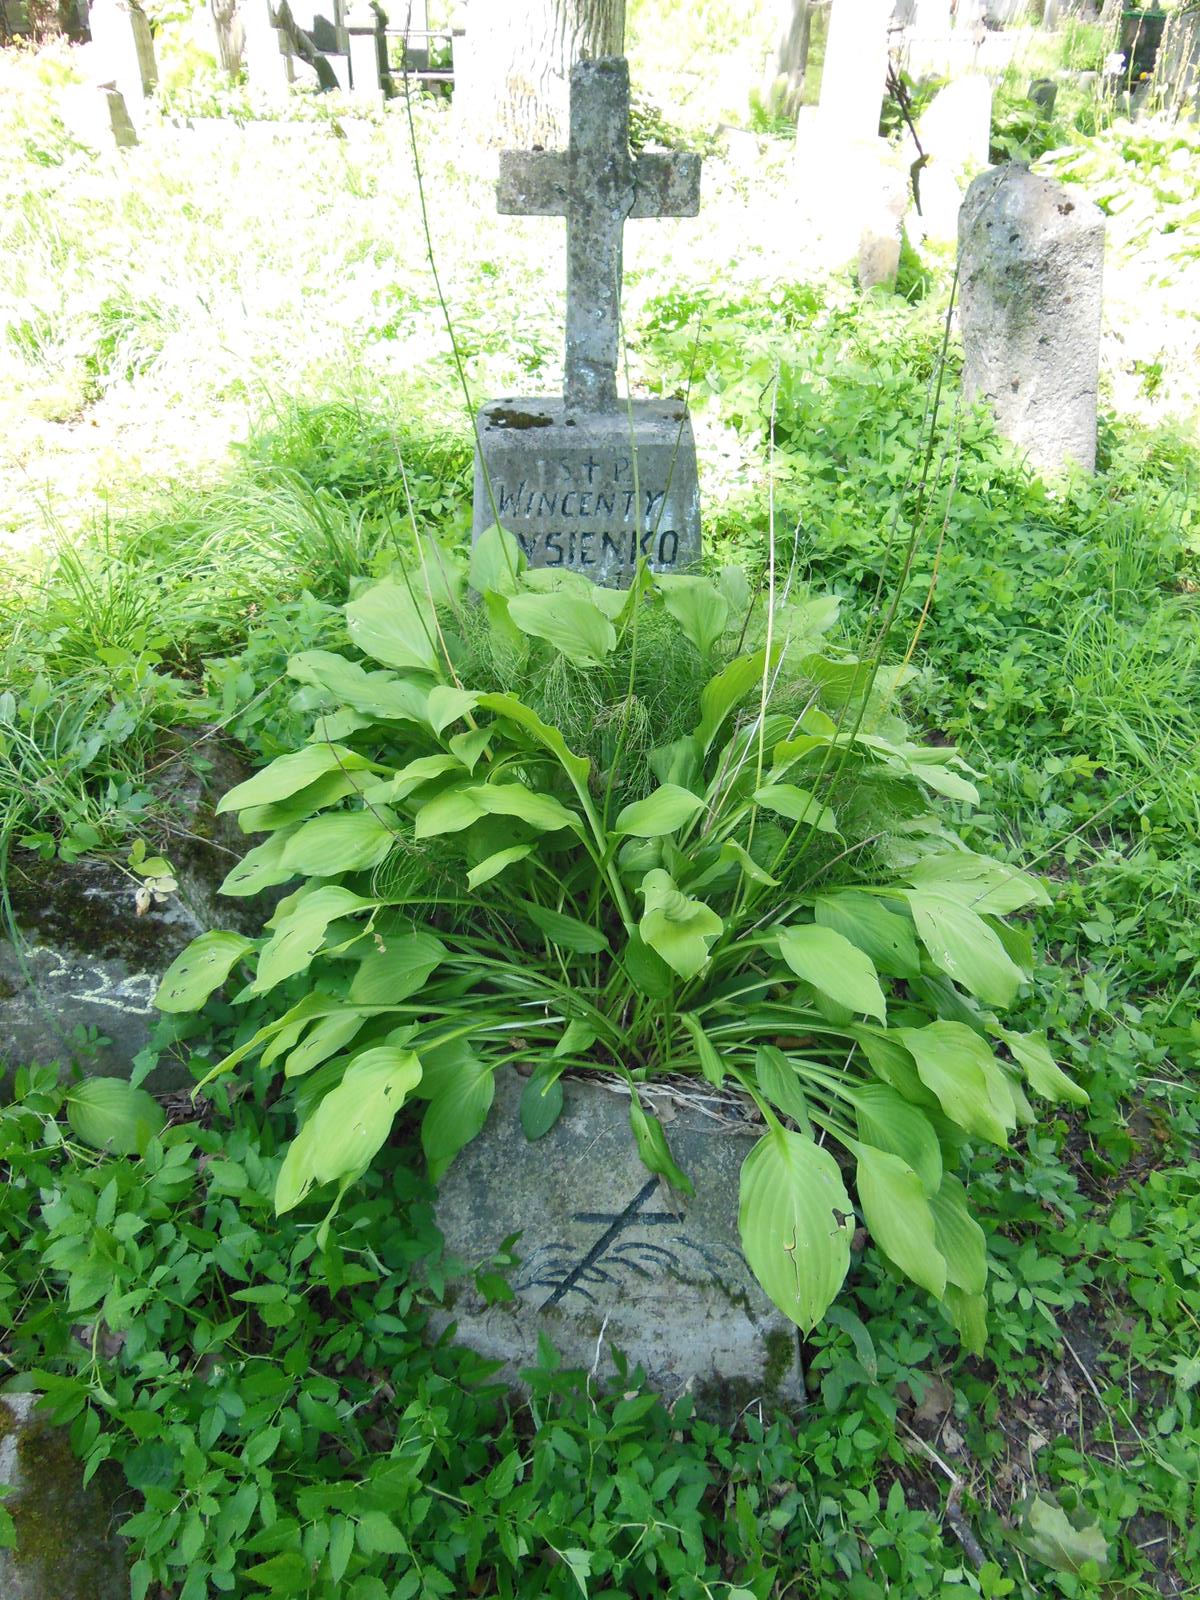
left=472, top=57, right=702, bottom=587
left=88, top=0, right=157, bottom=110
left=958, top=165, right=1104, bottom=474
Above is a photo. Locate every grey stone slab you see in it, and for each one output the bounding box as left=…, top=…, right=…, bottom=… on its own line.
left=432, top=1073, right=804, bottom=1412
left=0, top=1394, right=127, bottom=1600
left=472, top=398, right=700, bottom=587
left=958, top=164, right=1104, bottom=474
left=0, top=743, right=264, bottom=1089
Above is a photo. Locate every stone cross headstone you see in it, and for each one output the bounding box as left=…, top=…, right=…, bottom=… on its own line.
left=88, top=0, right=157, bottom=111
left=471, top=57, right=702, bottom=587
left=958, top=164, right=1105, bottom=474
left=242, top=0, right=294, bottom=98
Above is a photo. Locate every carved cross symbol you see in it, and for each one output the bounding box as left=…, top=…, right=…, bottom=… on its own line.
left=496, top=56, right=701, bottom=414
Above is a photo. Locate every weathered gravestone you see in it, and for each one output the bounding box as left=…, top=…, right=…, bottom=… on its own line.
left=471, top=57, right=702, bottom=587
left=87, top=0, right=157, bottom=114
left=0, top=1393, right=127, bottom=1600
left=958, top=164, right=1104, bottom=474
left=432, top=1073, right=805, bottom=1410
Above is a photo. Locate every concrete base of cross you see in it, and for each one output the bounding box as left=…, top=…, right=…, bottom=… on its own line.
left=471, top=398, right=701, bottom=588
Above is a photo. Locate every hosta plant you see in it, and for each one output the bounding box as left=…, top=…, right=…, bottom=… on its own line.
left=156, top=531, right=1086, bottom=1347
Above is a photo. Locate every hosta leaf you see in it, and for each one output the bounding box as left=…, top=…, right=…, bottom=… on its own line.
left=656, top=573, right=728, bottom=655
left=638, top=869, right=722, bottom=979
left=738, top=1128, right=853, bottom=1332
left=896, top=1022, right=1014, bottom=1146
left=520, top=1062, right=565, bottom=1140
left=521, top=901, right=610, bottom=953
left=66, top=1078, right=165, bottom=1156
left=288, top=650, right=429, bottom=725
left=815, top=892, right=920, bottom=979
left=466, top=843, right=533, bottom=890
left=905, top=851, right=1050, bottom=913
left=928, top=1174, right=987, bottom=1295
left=851, top=1082, right=942, bottom=1195
left=345, top=580, right=440, bottom=673
left=991, top=1024, right=1089, bottom=1105
left=553, top=1018, right=597, bottom=1059
left=853, top=1142, right=946, bottom=1297
left=219, top=829, right=299, bottom=898
left=469, top=522, right=525, bottom=596
left=506, top=592, right=616, bottom=666
left=695, top=648, right=768, bottom=749
left=1013, top=1495, right=1111, bottom=1577
left=753, top=784, right=838, bottom=834
left=413, top=785, right=486, bottom=839
left=274, top=1048, right=422, bottom=1213
left=365, top=754, right=462, bottom=804
left=629, top=1092, right=693, bottom=1196
left=755, top=1045, right=813, bottom=1133
left=614, top=784, right=704, bottom=838
left=420, top=1051, right=495, bottom=1182
left=348, top=932, right=447, bottom=1005
left=252, top=887, right=375, bottom=995
left=237, top=770, right=367, bottom=835
left=904, top=890, right=1026, bottom=1007
left=154, top=931, right=255, bottom=1012
left=281, top=810, right=395, bottom=876
left=472, top=783, right=580, bottom=833
left=679, top=1011, right=725, bottom=1086
left=719, top=839, right=778, bottom=887
left=427, top=685, right=480, bottom=735
left=217, top=745, right=371, bottom=815
left=283, top=1009, right=367, bottom=1078
left=476, top=693, right=591, bottom=788
left=777, top=924, right=887, bottom=1022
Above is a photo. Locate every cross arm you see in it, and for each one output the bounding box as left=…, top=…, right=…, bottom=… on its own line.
left=497, top=150, right=568, bottom=215
left=629, top=151, right=701, bottom=218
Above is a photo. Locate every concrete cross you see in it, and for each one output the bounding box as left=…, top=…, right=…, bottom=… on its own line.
left=496, top=57, right=701, bottom=414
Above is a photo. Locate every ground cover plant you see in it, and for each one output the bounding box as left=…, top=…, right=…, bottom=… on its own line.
left=1, top=17, right=1199, bottom=1600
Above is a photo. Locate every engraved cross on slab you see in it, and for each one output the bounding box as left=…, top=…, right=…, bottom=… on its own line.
left=497, top=57, right=701, bottom=414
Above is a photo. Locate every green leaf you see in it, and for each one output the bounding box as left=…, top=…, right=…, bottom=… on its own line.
left=656, top=573, right=728, bottom=654
left=289, top=649, right=430, bottom=725
left=521, top=900, right=610, bottom=953
left=413, top=784, right=486, bottom=839
left=679, top=1011, right=725, bottom=1086
left=824, top=1303, right=878, bottom=1379
left=928, top=1174, right=987, bottom=1295
left=238, top=769, right=369, bottom=835
left=252, top=886, right=375, bottom=995
left=945, top=1285, right=987, bottom=1355
left=896, top=1022, right=1015, bottom=1146
left=777, top=924, right=887, bottom=1021
left=365, top=754, right=462, bottom=804
left=904, top=851, right=1050, bottom=913
left=638, top=869, right=722, bottom=980
left=345, top=580, right=440, bottom=673
left=815, top=892, right=920, bottom=979
left=853, top=1142, right=946, bottom=1297
left=421, top=1053, right=494, bottom=1181
left=356, top=1509, right=408, bottom=1555
left=219, top=830, right=299, bottom=897
left=245, top=1551, right=311, bottom=1591
left=754, top=1045, right=812, bottom=1133
left=520, top=1062, right=565, bottom=1139
left=217, top=744, right=370, bottom=815
left=427, top=685, right=480, bottom=735
left=328, top=1516, right=354, bottom=1583
left=753, top=783, right=838, bottom=834
left=719, top=839, right=778, bottom=887
left=472, top=783, right=581, bottom=833
left=695, top=648, right=768, bottom=749
left=506, top=592, right=616, bottom=665
left=283, top=1009, right=367, bottom=1078
left=348, top=932, right=446, bottom=1005
left=738, top=1127, right=853, bottom=1332
left=281, top=810, right=394, bottom=876
left=629, top=1091, right=693, bottom=1196
left=467, top=843, right=533, bottom=889
left=1013, top=1495, right=1111, bottom=1577
left=154, top=930, right=255, bottom=1013
left=476, top=693, right=591, bottom=788
left=614, top=783, right=704, bottom=837
left=66, top=1078, right=165, bottom=1155
left=274, top=1047, right=422, bottom=1213
left=469, top=522, right=526, bottom=596
left=553, top=1018, right=597, bottom=1059
left=620, top=931, right=675, bottom=999
left=851, top=1083, right=941, bottom=1196
left=905, top=890, right=1026, bottom=1007
left=991, top=1024, right=1089, bottom=1105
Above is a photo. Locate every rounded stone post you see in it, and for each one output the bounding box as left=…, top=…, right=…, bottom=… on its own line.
left=958, top=164, right=1105, bottom=475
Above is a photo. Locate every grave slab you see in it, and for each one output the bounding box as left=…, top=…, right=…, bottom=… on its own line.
left=432, top=1072, right=805, bottom=1412
left=472, top=399, right=700, bottom=586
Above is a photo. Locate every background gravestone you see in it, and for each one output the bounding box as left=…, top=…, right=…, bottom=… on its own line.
left=433, top=1073, right=805, bottom=1411
left=471, top=57, right=702, bottom=587
left=87, top=0, right=157, bottom=113
left=958, top=164, right=1105, bottom=474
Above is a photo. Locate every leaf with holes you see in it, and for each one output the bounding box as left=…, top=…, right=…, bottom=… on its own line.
left=739, top=1127, right=854, bottom=1332
left=154, top=931, right=255, bottom=1013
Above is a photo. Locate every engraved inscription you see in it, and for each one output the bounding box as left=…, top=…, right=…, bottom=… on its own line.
left=492, top=469, right=680, bottom=576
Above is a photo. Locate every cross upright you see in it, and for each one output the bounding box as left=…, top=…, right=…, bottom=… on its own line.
left=496, top=57, right=701, bottom=414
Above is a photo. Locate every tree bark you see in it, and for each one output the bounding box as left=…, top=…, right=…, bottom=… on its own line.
left=457, top=0, right=625, bottom=148
left=765, top=0, right=813, bottom=121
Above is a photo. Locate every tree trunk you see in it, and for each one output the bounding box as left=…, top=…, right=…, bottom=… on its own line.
left=766, top=0, right=812, bottom=120
left=457, top=0, right=625, bottom=148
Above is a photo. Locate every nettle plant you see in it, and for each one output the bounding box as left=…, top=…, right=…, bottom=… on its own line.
left=156, top=530, right=1086, bottom=1347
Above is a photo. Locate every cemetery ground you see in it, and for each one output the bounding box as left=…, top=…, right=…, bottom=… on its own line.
left=1, top=30, right=1200, bottom=1600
